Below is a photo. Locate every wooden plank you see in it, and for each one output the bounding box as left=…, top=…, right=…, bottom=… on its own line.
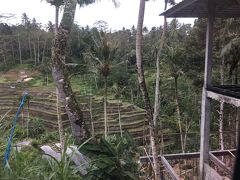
left=215, top=85, right=240, bottom=89
left=160, top=156, right=179, bottom=180
left=207, top=86, right=240, bottom=99
left=200, top=3, right=215, bottom=179
left=207, top=90, right=240, bottom=107
left=204, top=163, right=223, bottom=180
left=212, top=149, right=236, bottom=157
left=209, top=152, right=232, bottom=177
left=200, top=90, right=211, bottom=179
left=139, top=149, right=236, bottom=163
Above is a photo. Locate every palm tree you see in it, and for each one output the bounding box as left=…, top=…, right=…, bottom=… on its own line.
left=86, top=30, right=119, bottom=138
left=112, top=83, right=125, bottom=137
left=220, top=37, right=240, bottom=148
left=51, top=0, right=97, bottom=142
left=153, top=0, right=175, bottom=155
left=51, top=0, right=120, bottom=142
left=136, top=0, right=161, bottom=179
left=220, top=37, right=240, bottom=83
left=164, top=44, right=186, bottom=153
left=45, top=0, right=64, bottom=34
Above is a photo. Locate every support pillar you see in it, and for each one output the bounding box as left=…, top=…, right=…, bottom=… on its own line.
left=199, top=2, right=215, bottom=179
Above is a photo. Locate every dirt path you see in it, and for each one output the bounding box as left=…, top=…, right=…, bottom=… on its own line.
left=1, top=69, right=33, bottom=82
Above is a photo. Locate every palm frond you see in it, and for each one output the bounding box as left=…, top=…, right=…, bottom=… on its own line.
left=112, top=0, right=120, bottom=8
left=167, top=0, right=176, bottom=6
left=220, top=38, right=240, bottom=57
left=77, top=0, right=96, bottom=7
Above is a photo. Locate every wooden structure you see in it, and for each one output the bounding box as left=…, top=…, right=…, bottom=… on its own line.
left=140, top=0, right=240, bottom=179
left=162, top=0, right=240, bottom=179
left=140, top=149, right=236, bottom=179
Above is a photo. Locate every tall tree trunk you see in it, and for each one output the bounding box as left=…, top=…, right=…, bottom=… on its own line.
left=118, top=99, right=123, bottom=137
left=3, top=41, right=7, bottom=66
left=56, top=88, right=65, bottom=151
left=136, top=0, right=160, bottom=179
left=17, top=33, right=22, bottom=64
left=104, top=76, right=108, bottom=138
left=42, top=39, right=47, bottom=63
left=219, top=57, right=224, bottom=150
left=47, top=72, right=49, bottom=86
left=11, top=40, right=14, bottom=62
left=153, top=0, right=168, bottom=155
left=131, top=88, right=134, bottom=104
left=94, top=75, right=98, bottom=89
left=89, top=96, right=95, bottom=136
left=55, top=6, right=59, bottom=34
left=37, top=35, right=40, bottom=64
left=28, top=37, right=32, bottom=60
left=33, top=42, right=37, bottom=66
left=235, top=62, right=238, bottom=85
left=235, top=63, right=239, bottom=147
left=236, top=108, right=239, bottom=146
left=52, top=0, right=88, bottom=142
left=153, top=0, right=167, bottom=128
left=174, top=76, right=184, bottom=153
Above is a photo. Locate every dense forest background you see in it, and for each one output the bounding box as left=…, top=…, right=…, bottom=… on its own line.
left=0, top=14, right=240, bottom=151
left=0, top=10, right=239, bottom=178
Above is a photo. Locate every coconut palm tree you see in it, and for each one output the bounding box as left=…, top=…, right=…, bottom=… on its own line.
left=136, top=0, right=176, bottom=178
left=153, top=0, right=175, bottom=155
left=164, top=44, right=186, bottom=153
left=45, top=0, right=64, bottom=34
left=50, top=0, right=120, bottom=142
left=221, top=37, right=240, bottom=83
left=86, top=30, right=120, bottom=138
left=136, top=0, right=161, bottom=179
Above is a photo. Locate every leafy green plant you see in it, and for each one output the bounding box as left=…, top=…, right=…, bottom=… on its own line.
left=40, top=131, right=59, bottom=143
left=81, top=133, right=140, bottom=180
left=43, top=138, right=83, bottom=180
left=28, top=118, right=45, bottom=138
left=0, top=146, right=46, bottom=179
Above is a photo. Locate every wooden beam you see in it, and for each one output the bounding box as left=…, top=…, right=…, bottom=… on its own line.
left=139, top=149, right=236, bottom=163
left=200, top=1, right=215, bottom=179
left=207, top=85, right=240, bottom=99
left=207, top=90, right=240, bottom=107
left=204, top=163, right=223, bottom=180
left=209, top=152, right=232, bottom=177
left=160, top=156, right=180, bottom=180
left=200, top=90, right=211, bottom=178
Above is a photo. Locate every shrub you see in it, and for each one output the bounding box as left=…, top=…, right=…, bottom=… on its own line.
left=81, top=133, right=140, bottom=180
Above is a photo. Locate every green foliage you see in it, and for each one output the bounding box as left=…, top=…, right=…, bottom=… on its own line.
left=28, top=118, right=46, bottom=138
left=1, top=13, right=239, bottom=172
left=40, top=131, right=60, bottom=144
left=109, top=66, right=130, bottom=88
left=0, top=136, right=87, bottom=179
left=220, top=37, right=240, bottom=78
left=0, top=146, right=46, bottom=179
left=81, top=134, right=140, bottom=180
left=44, top=139, right=82, bottom=180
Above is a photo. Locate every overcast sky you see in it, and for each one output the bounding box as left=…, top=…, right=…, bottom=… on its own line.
left=0, top=0, right=195, bottom=30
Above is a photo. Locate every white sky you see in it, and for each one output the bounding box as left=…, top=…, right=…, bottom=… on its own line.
left=0, top=0, right=195, bottom=30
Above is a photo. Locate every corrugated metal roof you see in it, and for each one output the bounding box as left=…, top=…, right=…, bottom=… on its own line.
left=160, top=0, right=240, bottom=18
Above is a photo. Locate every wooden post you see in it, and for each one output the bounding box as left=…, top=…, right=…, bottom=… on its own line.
left=160, top=156, right=179, bottom=180
left=209, top=152, right=232, bottom=176
left=199, top=1, right=215, bottom=179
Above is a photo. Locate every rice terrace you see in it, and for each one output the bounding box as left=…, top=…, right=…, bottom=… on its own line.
left=0, top=0, right=240, bottom=179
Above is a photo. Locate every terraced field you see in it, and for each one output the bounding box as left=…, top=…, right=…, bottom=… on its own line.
left=0, top=83, right=148, bottom=144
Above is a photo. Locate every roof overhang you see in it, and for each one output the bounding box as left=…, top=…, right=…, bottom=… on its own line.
left=160, top=0, right=240, bottom=18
